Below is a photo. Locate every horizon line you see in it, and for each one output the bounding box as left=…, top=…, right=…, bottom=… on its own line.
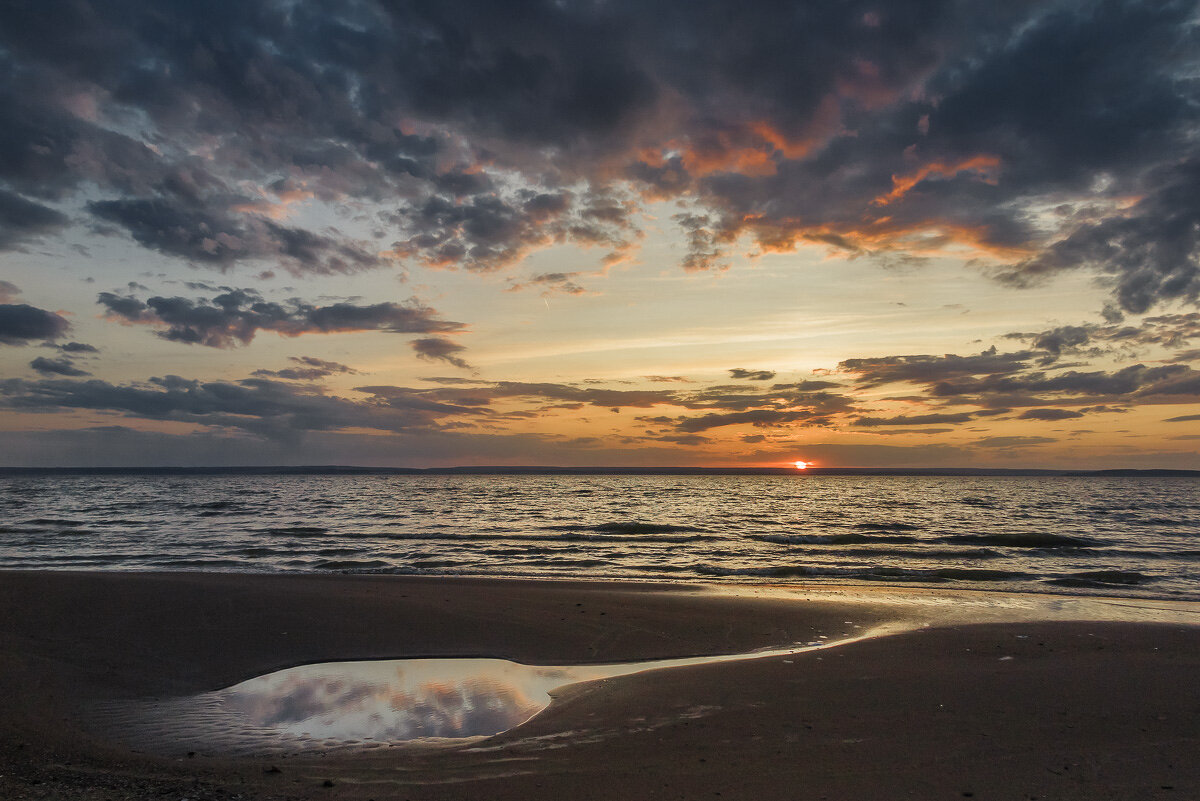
left=1, top=465, right=1198, bottom=477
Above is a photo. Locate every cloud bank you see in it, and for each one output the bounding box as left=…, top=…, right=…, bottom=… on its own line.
left=0, top=1, right=1195, bottom=311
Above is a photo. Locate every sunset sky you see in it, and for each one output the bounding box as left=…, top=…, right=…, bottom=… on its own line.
left=1, top=0, right=1199, bottom=468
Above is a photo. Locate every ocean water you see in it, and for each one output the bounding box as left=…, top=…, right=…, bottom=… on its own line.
left=1, top=473, right=1198, bottom=599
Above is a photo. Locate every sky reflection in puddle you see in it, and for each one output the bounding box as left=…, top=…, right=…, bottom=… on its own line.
left=95, top=630, right=903, bottom=754
left=213, top=638, right=863, bottom=745
left=220, top=657, right=621, bottom=742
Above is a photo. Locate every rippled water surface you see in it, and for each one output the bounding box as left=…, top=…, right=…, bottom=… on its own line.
left=1, top=474, right=1198, bottom=598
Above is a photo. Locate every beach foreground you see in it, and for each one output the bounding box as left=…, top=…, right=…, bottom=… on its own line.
left=1, top=571, right=1197, bottom=800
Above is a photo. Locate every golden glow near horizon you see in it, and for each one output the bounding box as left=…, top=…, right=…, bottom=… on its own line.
left=793, top=461, right=811, bottom=470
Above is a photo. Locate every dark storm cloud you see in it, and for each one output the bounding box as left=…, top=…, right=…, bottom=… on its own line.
left=658, top=1, right=1200, bottom=312
left=1017, top=408, right=1085, bottom=421
left=853, top=412, right=976, bottom=427
left=1008, top=314, right=1200, bottom=357
left=673, top=409, right=825, bottom=433
left=842, top=342, right=1200, bottom=406
left=356, top=377, right=858, bottom=431
left=1167, top=349, right=1200, bottom=364
left=29, top=356, right=89, bottom=377
left=391, top=190, right=636, bottom=271
left=652, top=433, right=711, bottom=446
left=994, top=160, right=1200, bottom=313
left=97, top=288, right=463, bottom=349
left=54, top=341, right=99, bottom=353
left=0, top=189, right=68, bottom=249
left=973, top=436, right=1059, bottom=449
left=931, top=363, right=1200, bottom=401
left=507, top=272, right=589, bottom=296
left=770, top=380, right=844, bottom=391
left=728, top=368, right=776, bottom=381
left=486, top=381, right=679, bottom=410
left=0, top=304, right=70, bottom=344
left=411, top=337, right=471, bottom=369
left=1005, top=325, right=1094, bottom=357
left=0, top=0, right=1193, bottom=310
left=839, top=347, right=1033, bottom=387
left=0, top=375, right=483, bottom=438
left=252, top=356, right=358, bottom=381
left=89, top=198, right=385, bottom=275
left=1165, top=413, right=1200, bottom=423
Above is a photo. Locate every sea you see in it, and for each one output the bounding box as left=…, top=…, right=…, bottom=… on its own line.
left=2, top=473, right=1198, bottom=600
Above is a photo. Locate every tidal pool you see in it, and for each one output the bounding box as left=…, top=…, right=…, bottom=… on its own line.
left=94, top=636, right=880, bottom=755
left=220, top=656, right=622, bottom=742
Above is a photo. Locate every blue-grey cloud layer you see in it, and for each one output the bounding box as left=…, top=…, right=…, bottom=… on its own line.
left=0, top=0, right=1196, bottom=310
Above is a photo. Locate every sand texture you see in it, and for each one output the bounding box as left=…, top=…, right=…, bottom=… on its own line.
left=0, top=570, right=1197, bottom=800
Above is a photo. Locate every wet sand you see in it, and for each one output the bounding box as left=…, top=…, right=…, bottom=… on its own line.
left=1, top=570, right=1198, bottom=800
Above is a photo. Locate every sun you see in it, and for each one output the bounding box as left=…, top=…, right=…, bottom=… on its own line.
left=793, top=460, right=810, bottom=470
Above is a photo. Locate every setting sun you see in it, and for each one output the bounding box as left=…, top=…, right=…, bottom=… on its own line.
left=793, top=461, right=810, bottom=470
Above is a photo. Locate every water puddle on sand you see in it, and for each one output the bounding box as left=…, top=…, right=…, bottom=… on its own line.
left=91, top=593, right=1200, bottom=757
left=92, top=630, right=897, bottom=756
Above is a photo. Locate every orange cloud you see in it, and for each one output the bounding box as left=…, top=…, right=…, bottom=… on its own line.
left=733, top=213, right=1032, bottom=263
left=679, top=136, right=778, bottom=177
left=875, top=155, right=1001, bottom=206
left=746, top=121, right=817, bottom=160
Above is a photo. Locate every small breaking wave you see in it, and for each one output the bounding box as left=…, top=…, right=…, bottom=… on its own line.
left=359, top=529, right=714, bottom=544
left=542, top=521, right=707, bottom=536
left=752, top=532, right=914, bottom=545
left=693, top=563, right=1025, bottom=583
left=1045, top=570, right=1157, bottom=588
left=314, top=559, right=396, bottom=571
left=183, top=501, right=243, bottom=511
left=938, top=532, right=1095, bottom=548
left=860, top=566, right=1024, bottom=582
left=853, top=522, right=922, bottom=532
left=258, top=526, right=330, bottom=536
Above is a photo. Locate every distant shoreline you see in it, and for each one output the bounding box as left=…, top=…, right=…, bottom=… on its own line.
left=1, top=465, right=1198, bottom=477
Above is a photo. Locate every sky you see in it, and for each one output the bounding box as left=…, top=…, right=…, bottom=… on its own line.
left=1, top=0, right=1199, bottom=469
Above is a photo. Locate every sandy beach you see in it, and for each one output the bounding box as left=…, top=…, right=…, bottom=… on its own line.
left=1, top=570, right=1198, bottom=800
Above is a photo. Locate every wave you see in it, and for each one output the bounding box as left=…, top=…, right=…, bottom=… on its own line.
left=852, top=522, right=923, bottom=532
left=407, top=559, right=466, bottom=569
left=258, top=526, right=330, bottom=536
left=229, top=547, right=280, bottom=557
left=183, top=501, right=243, bottom=511
left=752, top=532, right=914, bottom=545
left=956, top=497, right=998, bottom=508
left=1045, top=570, right=1157, bottom=587
left=551, top=530, right=714, bottom=543
left=693, top=563, right=1024, bottom=582
left=525, top=557, right=610, bottom=568
left=252, top=526, right=715, bottom=544
left=142, top=558, right=254, bottom=568
left=938, top=532, right=1095, bottom=548
left=832, top=547, right=1002, bottom=560
left=862, top=566, right=1024, bottom=582
left=542, top=521, right=707, bottom=536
